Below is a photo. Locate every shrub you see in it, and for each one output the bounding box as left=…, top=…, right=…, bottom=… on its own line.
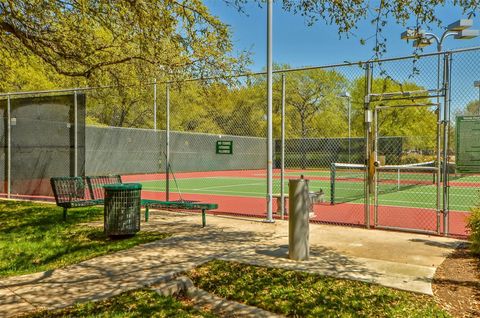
left=467, top=206, right=480, bottom=255
left=399, top=153, right=436, bottom=165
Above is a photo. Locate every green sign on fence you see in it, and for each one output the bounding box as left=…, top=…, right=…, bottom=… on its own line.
left=456, top=116, right=480, bottom=173
left=216, top=140, right=233, bottom=154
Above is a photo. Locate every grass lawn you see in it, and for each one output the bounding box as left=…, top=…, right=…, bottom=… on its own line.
left=0, top=200, right=170, bottom=277
left=188, top=260, right=450, bottom=318
left=21, top=289, right=218, bottom=318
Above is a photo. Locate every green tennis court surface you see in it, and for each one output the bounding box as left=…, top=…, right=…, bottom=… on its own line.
left=139, top=172, right=477, bottom=212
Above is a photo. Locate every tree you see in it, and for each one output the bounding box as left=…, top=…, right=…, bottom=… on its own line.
left=285, top=69, right=348, bottom=139
left=229, top=0, right=479, bottom=58
left=460, top=100, right=480, bottom=116
left=0, top=1, right=247, bottom=81
left=3, top=0, right=478, bottom=83
left=349, top=76, right=438, bottom=161
left=0, top=48, right=75, bottom=92
left=281, top=69, right=348, bottom=168
left=0, top=1, right=253, bottom=128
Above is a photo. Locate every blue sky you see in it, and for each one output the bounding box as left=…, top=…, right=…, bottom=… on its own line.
left=205, top=1, right=480, bottom=71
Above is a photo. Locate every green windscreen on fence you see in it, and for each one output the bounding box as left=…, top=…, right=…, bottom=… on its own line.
left=0, top=94, right=86, bottom=196
left=456, top=116, right=480, bottom=173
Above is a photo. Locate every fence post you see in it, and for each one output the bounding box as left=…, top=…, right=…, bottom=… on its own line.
left=442, top=53, right=452, bottom=236
left=436, top=53, right=442, bottom=235
left=153, top=78, right=157, bottom=131
left=166, top=83, right=170, bottom=201
left=74, top=90, right=78, bottom=177
left=364, top=62, right=372, bottom=229
left=330, top=163, right=335, bottom=205
left=374, top=107, right=379, bottom=227
left=265, top=0, right=274, bottom=222
left=281, top=74, right=286, bottom=219
left=7, top=95, right=11, bottom=198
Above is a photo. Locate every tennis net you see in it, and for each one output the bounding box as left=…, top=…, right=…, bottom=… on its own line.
left=330, top=161, right=437, bottom=204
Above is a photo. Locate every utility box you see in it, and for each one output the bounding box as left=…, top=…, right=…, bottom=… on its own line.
left=288, top=178, right=310, bottom=261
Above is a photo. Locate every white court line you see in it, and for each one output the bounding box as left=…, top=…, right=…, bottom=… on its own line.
left=376, top=202, right=471, bottom=211
left=142, top=187, right=263, bottom=197
left=378, top=198, right=472, bottom=209
left=139, top=176, right=250, bottom=182
left=192, top=182, right=264, bottom=191
left=379, top=190, right=477, bottom=197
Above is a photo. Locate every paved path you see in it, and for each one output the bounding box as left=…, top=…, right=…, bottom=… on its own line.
left=0, top=211, right=463, bottom=317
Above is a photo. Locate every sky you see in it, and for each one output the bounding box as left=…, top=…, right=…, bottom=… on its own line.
left=204, top=1, right=480, bottom=71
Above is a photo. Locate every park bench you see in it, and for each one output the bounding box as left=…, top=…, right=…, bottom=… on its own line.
left=50, top=176, right=103, bottom=220
left=51, top=175, right=218, bottom=227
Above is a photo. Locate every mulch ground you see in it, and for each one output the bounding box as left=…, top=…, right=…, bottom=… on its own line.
left=432, top=243, right=480, bottom=318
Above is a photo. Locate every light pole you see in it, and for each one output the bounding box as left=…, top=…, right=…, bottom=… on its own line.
left=474, top=80, right=480, bottom=115
left=401, top=19, right=479, bottom=236
left=265, top=0, right=274, bottom=222
left=340, top=91, right=352, bottom=162
left=401, top=19, right=479, bottom=52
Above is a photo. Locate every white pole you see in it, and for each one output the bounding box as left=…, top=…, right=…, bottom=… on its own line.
left=7, top=95, right=11, bottom=198
left=348, top=97, right=351, bottom=163
left=478, top=85, right=480, bottom=115
left=166, top=83, right=170, bottom=201
left=436, top=53, right=442, bottom=235
left=74, top=91, right=78, bottom=177
left=397, top=169, right=400, bottom=190
left=266, top=0, right=274, bottom=222
left=281, top=74, right=286, bottom=219
left=364, top=63, right=372, bottom=229
left=153, top=78, right=157, bottom=131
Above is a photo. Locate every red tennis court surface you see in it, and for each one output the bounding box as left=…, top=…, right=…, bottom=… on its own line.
left=138, top=189, right=469, bottom=238
left=2, top=168, right=471, bottom=238
left=122, top=169, right=471, bottom=238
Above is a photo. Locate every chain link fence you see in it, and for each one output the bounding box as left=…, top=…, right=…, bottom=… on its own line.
left=1, top=48, right=479, bottom=237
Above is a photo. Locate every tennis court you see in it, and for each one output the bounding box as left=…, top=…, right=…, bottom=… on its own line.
left=2, top=48, right=480, bottom=239
left=122, top=167, right=475, bottom=237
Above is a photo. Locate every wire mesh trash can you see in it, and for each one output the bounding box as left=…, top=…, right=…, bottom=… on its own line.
left=103, top=183, right=142, bottom=236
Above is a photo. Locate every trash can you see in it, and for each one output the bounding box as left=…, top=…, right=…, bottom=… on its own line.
left=288, top=178, right=310, bottom=261
left=103, top=183, right=142, bottom=236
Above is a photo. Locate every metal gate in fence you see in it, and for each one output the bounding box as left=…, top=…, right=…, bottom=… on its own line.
left=364, top=52, right=453, bottom=236
left=369, top=93, right=443, bottom=235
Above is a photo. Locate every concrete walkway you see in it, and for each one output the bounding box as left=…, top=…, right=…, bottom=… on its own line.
left=0, top=211, right=463, bottom=317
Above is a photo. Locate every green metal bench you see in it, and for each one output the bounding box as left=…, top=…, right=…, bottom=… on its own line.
left=50, top=177, right=103, bottom=220
left=86, top=175, right=218, bottom=227
left=141, top=199, right=218, bottom=227
left=86, top=175, right=122, bottom=201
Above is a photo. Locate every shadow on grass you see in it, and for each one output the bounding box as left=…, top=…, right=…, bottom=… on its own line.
left=21, top=289, right=217, bottom=318
left=0, top=200, right=169, bottom=279
left=0, top=200, right=102, bottom=234
left=188, top=259, right=448, bottom=318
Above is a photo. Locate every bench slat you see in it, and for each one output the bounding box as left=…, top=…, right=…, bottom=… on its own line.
left=86, top=175, right=122, bottom=200
left=141, top=199, right=218, bottom=210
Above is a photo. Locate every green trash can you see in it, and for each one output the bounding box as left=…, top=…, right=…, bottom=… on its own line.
left=103, top=183, right=142, bottom=236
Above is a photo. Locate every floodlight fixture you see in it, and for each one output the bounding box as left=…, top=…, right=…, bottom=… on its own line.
left=474, top=81, right=480, bottom=88
left=413, top=37, right=432, bottom=48
left=340, top=91, right=351, bottom=98
left=454, top=29, right=480, bottom=39
left=447, top=19, right=473, bottom=31
left=401, top=29, right=425, bottom=40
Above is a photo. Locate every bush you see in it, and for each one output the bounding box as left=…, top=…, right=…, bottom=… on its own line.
left=467, top=206, right=480, bottom=255
left=399, top=153, right=436, bottom=165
